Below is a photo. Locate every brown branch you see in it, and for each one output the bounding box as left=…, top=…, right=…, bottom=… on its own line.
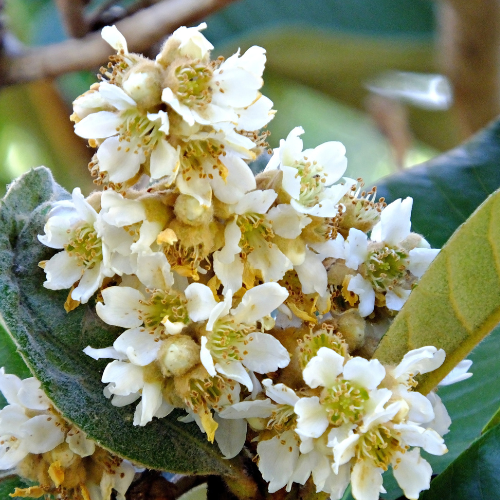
left=0, top=0, right=237, bottom=86
left=437, top=0, right=500, bottom=138
left=54, top=0, right=89, bottom=38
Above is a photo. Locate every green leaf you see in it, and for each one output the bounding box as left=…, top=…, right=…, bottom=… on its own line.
left=482, top=404, right=500, bottom=435
left=421, top=421, right=500, bottom=500
left=0, top=475, right=26, bottom=499
left=373, top=184, right=500, bottom=394
left=0, top=167, right=239, bottom=476
left=377, top=118, right=500, bottom=249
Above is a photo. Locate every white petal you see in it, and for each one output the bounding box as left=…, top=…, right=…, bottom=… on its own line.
left=42, top=251, right=82, bottom=290
left=213, top=252, right=244, bottom=295
left=309, top=141, right=347, bottom=184
left=130, top=220, right=163, bottom=254
left=170, top=23, right=213, bottom=60
left=295, top=248, right=328, bottom=296
left=134, top=382, right=162, bottom=426
left=18, top=378, right=51, bottom=411
left=426, top=392, right=452, bottom=435
left=97, top=136, right=145, bottom=183
left=207, top=292, right=232, bottom=330
left=211, top=154, right=256, bottom=204
left=263, top=379, right=300, bottom=406
left=96, top=287, right=143, bottom=328
left=439, top=359, right=473, bottom=386
left=372, top=197, right=413, bottom=246
left=72, top=264, right=103, bottom=304
left=347, top=274, right=375, bottom=317
left=257, top=430, right=299, bottom=493
left=218, top=219, right=242, bottom=264
left=386, top=287, right=411, bottom=311
left=150, top=139, right=179, bottom=182
left=409, top=248, right=440, bottom=278
left=0, top=438, right=28, bottom=469
left=395, top=423, right=447, bottom=455
left=404, top=390, right=435, bottom=423
left=74, top=111, right=122, bottom=139
left=237, top=95, right=275, bottom=130
left=332, top=433, right=359, bottom=473
left=343, top=357, right=385, bottom=391
left=176, top=169, right=212, bottom=207
left=303, top=347, right=344, bottom=389
left=21, top=415, right=66, bottom=454
left=247, top=241, right=293, bottom=283
left=102, top=361, right=144, bottom=395
left=100, top=190, right=146, bottom=226
left=0, top=370, right=22, bottom=406
left=0, top=405, right=29, bottom=434
left=213, top=414, right=247, bottom=459
left=393, top=346, right=446, bottom=381
left=393, top=449, right=432, bottom=500
left=185, top=283, right=218, bottom=322
left=345, top=228, right=368, bottom=270
left=101, top=25, right=128, bottom=53
left=136, top=252, right=174, bottom=290
left=243, top=332, right=290, bottom=373
left=268, top=204, right=311, bottom=239
left=200, top=337, right=217, bottom=377
left=219, top=399, right=275, bottom=419
left=231, top=283, right=289, bottom=324
left=99, top=81, right=136, bottom=110
left=310, top=234, right=345, bottom=260
left=351, top=461, right=383, bottom=500
left=215, top=361, right=253, bottom=391
left=234, top=190, right=277, bottom=215
left=83, top=346, right=126, bottom=361
left=66, top=429, right=95, bottom=457
left=294, top=396, right=329, bottom=438
left=281, top=165, right=301, bottom=199
left=114, top=328, right=161, bottom=366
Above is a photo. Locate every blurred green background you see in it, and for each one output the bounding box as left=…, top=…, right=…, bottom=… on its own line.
left=1, top=0, right=458, bottom=197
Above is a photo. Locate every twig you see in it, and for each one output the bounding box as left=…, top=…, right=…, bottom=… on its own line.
left=0, top=0, right=237, bottom=87
left=54, top=0, right=89, bottom=38
left=437, top=0, right=500, bottom=138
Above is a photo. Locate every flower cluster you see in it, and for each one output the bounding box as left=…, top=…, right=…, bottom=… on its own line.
left=0, top=369, right=134, bottom=500
left=34, top=23, right=470, bottom=500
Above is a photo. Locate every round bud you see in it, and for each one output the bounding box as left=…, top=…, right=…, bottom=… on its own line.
left=174, top=194, right=213, bottom=226
left=122, top=62, right=162, bottom=108
left=158, top=335, right=201, bottom=377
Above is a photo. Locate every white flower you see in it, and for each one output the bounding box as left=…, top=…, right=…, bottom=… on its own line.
left=38, top=188, right=114, bottom=304
left=185, top=283, right=290, bottom=390
left=162, top=45, right=272, bottom=128
left=295, top=348, right=386, bottom=439
left=265, top=127, right=353, bottom=217
left=158, top=23, right=214, bottom=62
left=213, top=190, right=293, bottom=292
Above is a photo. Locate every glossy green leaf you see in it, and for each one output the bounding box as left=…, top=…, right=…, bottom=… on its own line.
left=377, top=118, right=500, bottom=249
left=0, top=167, right=239, bottom=476
left=421, top=421, right=500, bottom=500
left=374, top=184, right=500, bottom=394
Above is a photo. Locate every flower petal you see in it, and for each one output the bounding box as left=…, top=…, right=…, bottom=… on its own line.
left=393, top=449, right=432, bottom=500
left=96, top=286, right=143, bottom=328
left=74, top=111, right=122, bottom=139
left=215, top=360, right=253, bottom=391
left=303, top=347, right=344, bottom=389
left=351, top=460, right=383, bottom=500
left=185, top=283, right=218, bottom=322
left=213, top=414, right=247, bottom=459
left=343, top=357, right=385, bottom=391
left=242, top=332, right=290, bottom=373
left=295, top=396, right=329, bottom=438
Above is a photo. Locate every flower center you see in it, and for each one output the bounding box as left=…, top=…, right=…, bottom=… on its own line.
left=293, top=157, right=325, bottom=207
left=298, top=328, right=348, bottom=370
left=320, top=381, right=368, bottom=426
left=207, top=320, right=255, bottom=363
left=365, top=246, right=408, bottom=292
left=236, top=213, right=274, bottom=258
left=138, top=290, right=189, bottom=330
left=180, top=140, right=228, bottom=183
left=163, top=241, right=206, bottom=281
left=64, top=222, right=102, bottom=268
left=356, top=425, right=407, bottom=470
left=176, top=62, right=213, bottom=108
left=267, top=404, right=297, bottom=432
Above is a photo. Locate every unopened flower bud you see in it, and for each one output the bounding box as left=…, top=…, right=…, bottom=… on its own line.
left=174, top=194, right=213, bottom=226
left=122, top=62, right=162, bottom=108
left=158, top=335, right=200, bottom=377
left=337, top=309, right=366, bottom=351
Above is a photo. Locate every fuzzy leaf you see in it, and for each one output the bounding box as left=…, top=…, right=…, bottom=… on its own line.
left=373, top=185, right=500, bottom=394
left=421, top=421, right=500, bottom=500
left=0, top=167, right=238, bottom=475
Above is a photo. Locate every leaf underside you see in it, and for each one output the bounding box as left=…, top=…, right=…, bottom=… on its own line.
left=0, top=167, right=237, bottom=475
